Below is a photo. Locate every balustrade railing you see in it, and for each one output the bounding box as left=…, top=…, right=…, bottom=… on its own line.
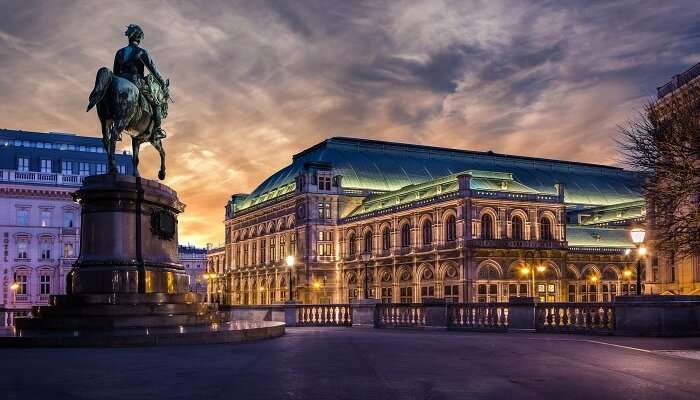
left=376, top=304, right=425, bottom=328
left=536, top=303, right=614, bottom=333
left=448, top=303, right=509, bottom=331
left=296, top=304, right=352, bottom=326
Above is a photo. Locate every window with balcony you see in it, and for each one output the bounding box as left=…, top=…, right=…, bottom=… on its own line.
left=318, top=231, right=332, bottom=257
left=512, top=216, right=524, bottom=240
left=400, top=224, right=411, bottom=248
left=40, top=159, right=52, bottom=173
left=422, top=220, right=432, bottom=245
left=16, top=209, right=29, bottom=226
left=17, top=157, right=29, bottom=172
left=40, top=274, right=51, bottom=295
left=14, top=273, right=28, bottom=295
left=540, top=217, right=553, bottom=240
left=40, top=210, right=51, bottom=227
left=481, top=214, right=494, bottom=239
left=61, top=161, right=73, bottom=175
left=445, top=216, right=456, bottom=242
left=63, top=211, right=74, bottom=228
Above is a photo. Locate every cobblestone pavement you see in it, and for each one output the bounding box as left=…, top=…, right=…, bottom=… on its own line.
left=2, top=328, right=700, bottom=400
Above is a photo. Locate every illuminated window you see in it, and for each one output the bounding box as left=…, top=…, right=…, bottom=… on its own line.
left=13, top=273, right=28, bottom=295
left=318, top=202, right=331, bottom=219
left=61, top=161, right=72, bottom=175
left=17, top=241, right=29, bottom=259
left=79, top=162, right=90, bottom=176
left=40, top=210, right=51, bottom=227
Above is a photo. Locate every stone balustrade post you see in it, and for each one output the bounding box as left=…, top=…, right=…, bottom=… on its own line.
left=351, top=299, right=379, bottom=327
left=508, top=297, right=538, bottom=332
left=423, top=298, right=448, bottom=329
left=284, top=301, right=301, bottom=327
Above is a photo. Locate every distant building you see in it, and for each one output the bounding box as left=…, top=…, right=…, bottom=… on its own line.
left=219, top=137, right=646, bottom=306
left=649, top=62, right=700, bottom=295
left=178, top=244, right=207, bottom=301
left=0, top=129, right=132, bottom=325
left=206, top=245, right=225, bottom=304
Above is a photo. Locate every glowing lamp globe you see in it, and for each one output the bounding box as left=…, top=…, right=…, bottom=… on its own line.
left=630, top=228, right=646, bottom=245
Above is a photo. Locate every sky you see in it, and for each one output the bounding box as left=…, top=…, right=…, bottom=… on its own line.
left=1, top=0, right=699, bottom=246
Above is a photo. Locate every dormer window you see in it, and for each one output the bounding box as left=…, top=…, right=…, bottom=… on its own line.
left=318, top=176, right=332, bottom=191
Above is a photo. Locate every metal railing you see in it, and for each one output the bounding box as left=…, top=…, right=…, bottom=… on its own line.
left=448, top=303, right=509, bottom=331
left=296, top=304, right=352, bottom=326
left=536, top=303, right=614, bottom=333
left=376, top=304, right=425, bottom=328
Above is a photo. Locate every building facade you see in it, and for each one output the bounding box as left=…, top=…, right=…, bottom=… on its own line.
left=649, top=62, right=700, bottom=295
left=219, top=137, right=650, bottom=306
left=0, top=129, right=132, bottom=325
left=206, top=245, right=226, bottom=304
left=178, top=245, right=208, bottom=301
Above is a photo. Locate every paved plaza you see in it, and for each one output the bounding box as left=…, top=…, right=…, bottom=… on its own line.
left=2, top=328, right=700, bottom=400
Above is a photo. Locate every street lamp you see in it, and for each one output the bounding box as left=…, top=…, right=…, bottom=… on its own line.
left=285, top=255, right=295, bottom=302
left=10, top=282, right=19, bottom=291
left=361, top=252, right=371, bottom=299
left=521, top=264, right=547, bottom=299
left=629, top=227, right=646, bottom=296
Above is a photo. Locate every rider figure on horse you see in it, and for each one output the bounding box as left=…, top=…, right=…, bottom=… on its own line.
left=113, top=24, right=168, bottom=140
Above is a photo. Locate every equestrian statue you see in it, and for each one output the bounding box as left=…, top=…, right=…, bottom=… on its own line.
left=87, top=24, right=171, bottom=180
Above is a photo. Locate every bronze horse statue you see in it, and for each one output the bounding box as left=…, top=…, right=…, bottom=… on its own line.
left=86, top=67, right=169, bottom=180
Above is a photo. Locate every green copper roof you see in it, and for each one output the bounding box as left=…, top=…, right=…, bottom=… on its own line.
left=236, top=137, right=642, bottom=212
left=566, top=226, right=635, bottom=248
left=347, top=170, right=543, bottom=217
left=574, top=200, right=646, bottom=226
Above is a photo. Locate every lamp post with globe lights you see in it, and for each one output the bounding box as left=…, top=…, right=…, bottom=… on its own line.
left=630, top=227, right=646, bottom=296
left=285, top=255, right=295, bottom=302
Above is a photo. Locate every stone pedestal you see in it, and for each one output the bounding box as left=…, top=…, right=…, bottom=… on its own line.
left=508, top=297, right=538, bottom=332
left=351, top=299, right=379, bottom=327
left=423, top=298, right=448, bottom=329
left=71, top=174, right=188, bottom=294
left=5, top=175, right=285, bottom=346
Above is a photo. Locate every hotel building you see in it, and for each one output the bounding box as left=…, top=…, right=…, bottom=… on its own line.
left=220, top=137, right=649, bottom=305
left=0, top=129, right=132, bottom=325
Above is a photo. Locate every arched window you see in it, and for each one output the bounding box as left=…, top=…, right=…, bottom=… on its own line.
left=422, top=220, right=432, bottom=245
left=445, top=215, right=457, bottom=242
left=348, top=233, right=357, bottom=256
left=540, top=217, right=553, bottom=240
left=400, top=224, right=411, bottom=248
left=481, top=214, right=494, bottom=239
left=381, top=227, right=391, bottom=250
left=363, top=231, right=372, bottom=253
left=512, top=216, right=524, bottom=240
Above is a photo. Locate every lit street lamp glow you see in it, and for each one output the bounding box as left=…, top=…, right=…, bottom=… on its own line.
left=10, top=282, right=19, bottom=291
left=630, top=227, right=646, bottom=244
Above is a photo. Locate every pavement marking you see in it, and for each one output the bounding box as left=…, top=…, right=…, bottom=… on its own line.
left=525, top=336, right=700, bottom=362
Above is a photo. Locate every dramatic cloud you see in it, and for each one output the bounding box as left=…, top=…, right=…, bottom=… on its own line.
left=1, top=0, right=698, bottom=245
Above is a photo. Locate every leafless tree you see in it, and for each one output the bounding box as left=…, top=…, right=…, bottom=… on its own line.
left=618, top=82, right=700, bottom=258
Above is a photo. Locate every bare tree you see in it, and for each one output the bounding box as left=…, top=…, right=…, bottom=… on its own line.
left=618, top=82, right=700, bottom=258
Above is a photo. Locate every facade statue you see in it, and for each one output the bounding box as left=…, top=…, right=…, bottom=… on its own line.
left=86, top=24, right=172, bottom=180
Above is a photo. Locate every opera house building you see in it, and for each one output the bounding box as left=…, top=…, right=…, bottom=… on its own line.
left=215, top=137, right=647, bottom=305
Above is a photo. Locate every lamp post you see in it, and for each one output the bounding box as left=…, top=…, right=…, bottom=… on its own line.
left=630, top=227, right=646, bottom=296
left=521, top=264, right=547, bottom=300
left=285, top=255, right=295, bottom=302
left=361, top=252, right=371, bottom=299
